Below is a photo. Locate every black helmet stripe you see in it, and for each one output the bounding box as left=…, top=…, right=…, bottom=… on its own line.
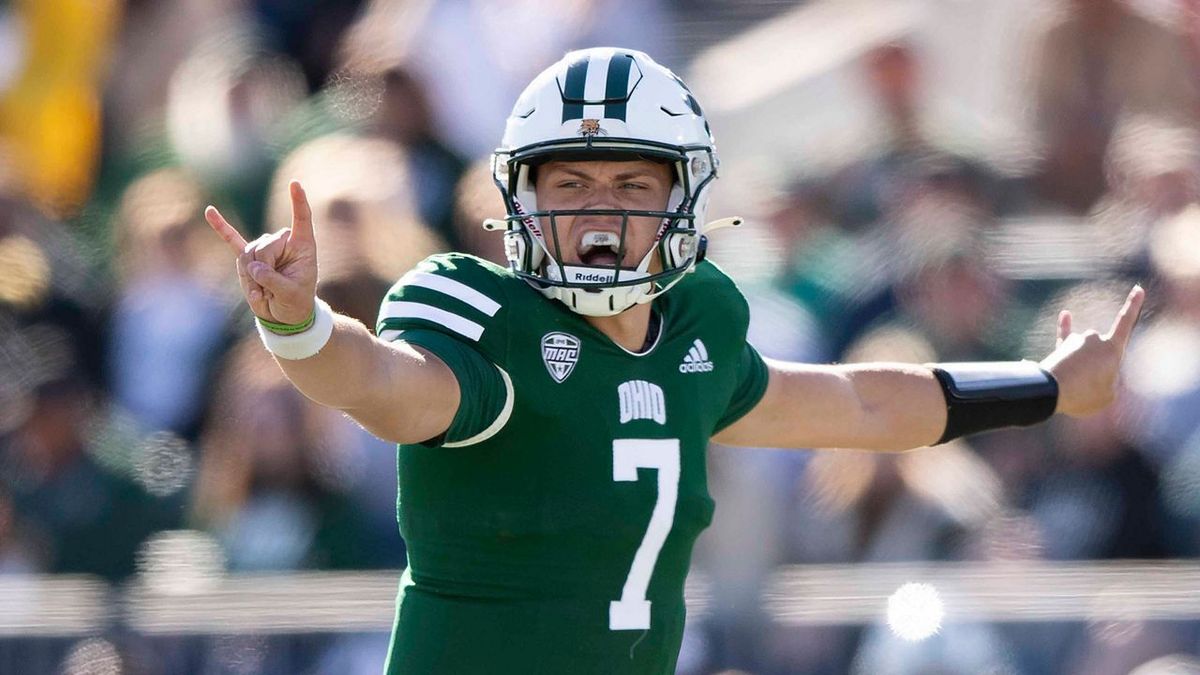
left=561, top=56, right=589, bottom=123
left=603, top=53, right=634, bottom=121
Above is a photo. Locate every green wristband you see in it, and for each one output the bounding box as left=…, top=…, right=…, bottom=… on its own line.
left=257, top=308, right=316, bottom=335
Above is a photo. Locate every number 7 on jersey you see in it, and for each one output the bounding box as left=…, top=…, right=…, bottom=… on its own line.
left=610, top=438, right=681, bottom=631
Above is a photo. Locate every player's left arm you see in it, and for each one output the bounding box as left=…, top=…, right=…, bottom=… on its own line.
left=713, top=285, right=1145, bottom=452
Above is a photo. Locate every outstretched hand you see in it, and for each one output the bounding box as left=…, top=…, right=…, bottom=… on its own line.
left=1039, top=285, right=1145, bottom=417
left=205, top=181, right=318, bottom=325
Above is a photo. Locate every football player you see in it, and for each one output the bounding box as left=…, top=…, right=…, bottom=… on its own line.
left=205, top=48, right=1143, bottom=675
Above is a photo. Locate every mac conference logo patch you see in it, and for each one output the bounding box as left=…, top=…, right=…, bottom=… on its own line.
left=541, top=332, right=581, bottom=383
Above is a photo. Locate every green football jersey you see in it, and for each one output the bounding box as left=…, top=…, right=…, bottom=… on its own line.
left=375, top=253, right=768, bottom=675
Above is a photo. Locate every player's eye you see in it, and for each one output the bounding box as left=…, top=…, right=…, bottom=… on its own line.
left=620, top=182, right=648, bottom=190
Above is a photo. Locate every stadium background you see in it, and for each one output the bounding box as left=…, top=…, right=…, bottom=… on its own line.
left=2, top=0, right=1200, bottom=673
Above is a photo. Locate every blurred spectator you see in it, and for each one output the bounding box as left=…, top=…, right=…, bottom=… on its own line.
left=0, top=0, right=120, bottom=215
left=825, top=43, right=1004, bottom=231
left=251, top=0, right=367, bottom=91
left=262, top=132, right=445, bottom=283
left=190, top=336, right=371, bottom=571
left=108, top=169, right=237, bottom=439
left=316, top=198, right=395, bottom=327
left=1102, top=117, right=1200, bottom=221
left=0, top=487, right=37, bottom=574
left=103, top=0, right=242, bottom=156
left=342, top=0, right=675, bottom=159
left=0, top=181, right=175, bottom=582
left=772, top=43, right=1011, bottom=356
left=165, top=29, right=308, bottom=231
left=368, top=65, right=467, bottom=248
left=892, top=247, right=1015, bottom=362
left=843, top=201, right=1019, bottom=363
left=1029, top=408, right=1163, bottom=560
left=1125, top=206, right=1200, bottom=463
left=1124, top=206, right=1200, bottom=557
left=1028, top=0, right=1200, bottom=213
left=451, top=158, right=509, bottom=263
left=0, top=377, right=176, bottom=580
left=1090, top=116, right=1200, bottom=269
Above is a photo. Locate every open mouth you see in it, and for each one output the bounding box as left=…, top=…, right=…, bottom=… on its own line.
left=576, top=230, right=624, bottom=267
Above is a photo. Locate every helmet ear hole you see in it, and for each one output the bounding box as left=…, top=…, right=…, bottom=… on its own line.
left=505, top=229, right=543, bottom=271
left=503, top=230, right=525, bottom=267
left=661, top=230, right=698, bottom=269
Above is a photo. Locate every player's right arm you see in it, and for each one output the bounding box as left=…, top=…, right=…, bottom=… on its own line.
left=204, top=181, right=458, bottom=444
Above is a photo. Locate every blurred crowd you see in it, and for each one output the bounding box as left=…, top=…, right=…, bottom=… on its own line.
left=3, top=0, right=1200, bottom=673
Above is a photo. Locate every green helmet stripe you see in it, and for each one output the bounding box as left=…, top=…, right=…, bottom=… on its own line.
left=560, top=56, right=589, bottom=122
left=603, top=53, right=634, bottom=121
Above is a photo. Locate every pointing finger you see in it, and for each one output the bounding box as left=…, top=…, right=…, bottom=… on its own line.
left=205, top=206, right=249, bottom=256
left=1057, top=310, right=1072, bottom=349
left=289, top=181, right=315, bottom=244
left=1104, top=284, right=1145, bottom=350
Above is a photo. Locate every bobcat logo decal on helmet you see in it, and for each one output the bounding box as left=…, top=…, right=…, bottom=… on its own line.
left=578, top=119, right=606, bottom=137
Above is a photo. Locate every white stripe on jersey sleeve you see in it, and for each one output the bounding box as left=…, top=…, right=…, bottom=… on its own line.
left=443, top=365, right=514, bottom=448
left=399, top=271, right=501, bottom=316
left=380, top=302, right=485, bottom=341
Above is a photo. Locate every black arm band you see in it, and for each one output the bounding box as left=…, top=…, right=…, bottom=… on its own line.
left=928, top=361, right=1059, bottom=445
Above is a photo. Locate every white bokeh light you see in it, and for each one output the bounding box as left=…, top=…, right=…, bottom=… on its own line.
left=886, top=582, right=944, bottom=641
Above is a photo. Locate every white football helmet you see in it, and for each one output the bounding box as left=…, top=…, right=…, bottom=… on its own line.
left=491, top=47, right=723, bottom=317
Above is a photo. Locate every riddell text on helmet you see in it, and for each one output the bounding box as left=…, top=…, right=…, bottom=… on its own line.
left=573, top=272, right=617, bottom=283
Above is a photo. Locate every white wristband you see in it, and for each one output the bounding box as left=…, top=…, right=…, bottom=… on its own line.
left=256, top=298, right=335, bottom=360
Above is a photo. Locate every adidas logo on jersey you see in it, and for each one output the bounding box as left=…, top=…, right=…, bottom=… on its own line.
left=679, top=339, right=714, bottom=373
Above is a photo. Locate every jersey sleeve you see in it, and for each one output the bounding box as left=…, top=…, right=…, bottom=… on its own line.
left=713, top=341, right=769, bottom=434
left=374, top=254, right=514, bottom=447
left=678, top=260, right=771, bottom=435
